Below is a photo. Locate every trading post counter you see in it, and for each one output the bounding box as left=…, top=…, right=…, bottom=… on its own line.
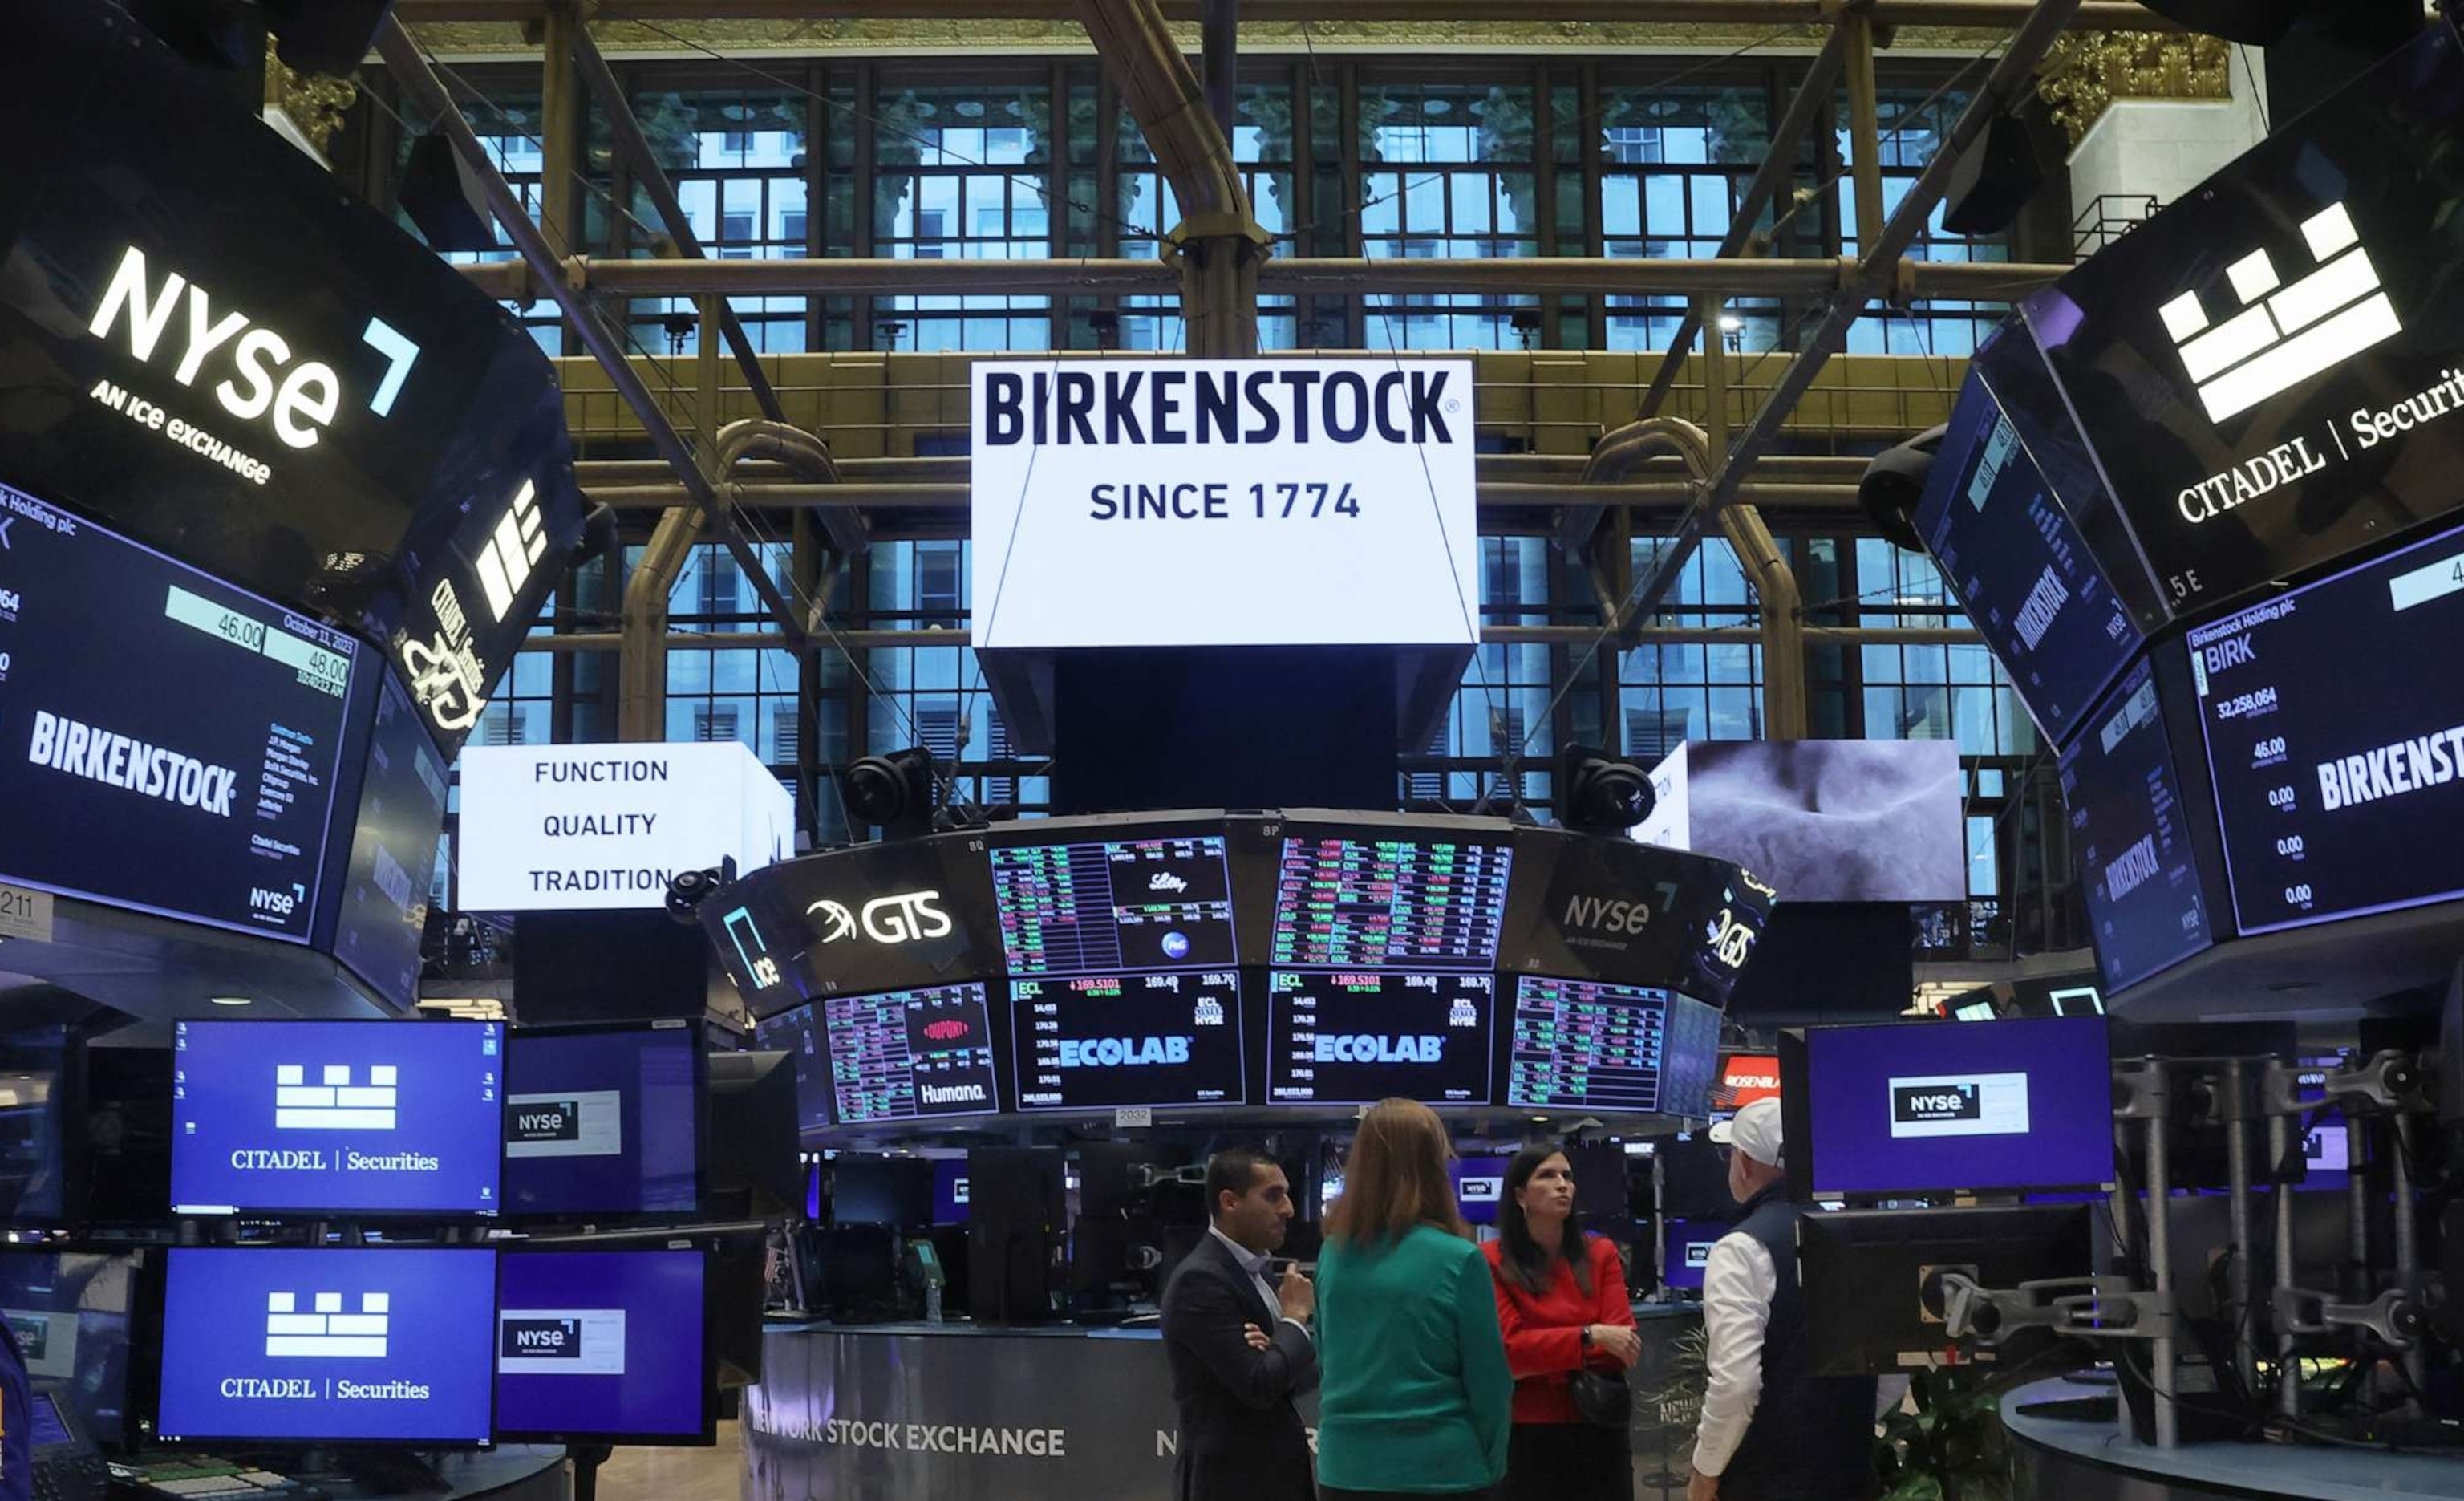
left=2004, top=1378, right=2464, bottom=1501
left=741, top=1308, right=1708, bottom=1501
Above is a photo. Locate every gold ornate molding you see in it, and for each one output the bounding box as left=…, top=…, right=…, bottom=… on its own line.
left=264, top=39, right=361, bottom=154
left=2040, top=31, right=2231, bottom=145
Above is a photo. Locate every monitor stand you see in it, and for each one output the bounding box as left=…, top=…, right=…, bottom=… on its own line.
left=569, top=1444, right=614, bottom=1501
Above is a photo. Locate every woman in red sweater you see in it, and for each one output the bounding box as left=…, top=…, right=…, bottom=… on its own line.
left=1482, top=1146, right=1641, bottom=1501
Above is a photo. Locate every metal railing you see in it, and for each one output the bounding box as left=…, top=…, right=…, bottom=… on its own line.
left=2073, top=193, right=2161, bottom=261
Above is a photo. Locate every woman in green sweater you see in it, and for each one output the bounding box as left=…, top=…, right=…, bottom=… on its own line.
left=1315, top=1098, right=1516, bottom=1500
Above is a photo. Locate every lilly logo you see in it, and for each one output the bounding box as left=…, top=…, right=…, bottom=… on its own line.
left=2158, top=201, right=2398, bottom=424
left=808, top=891, right=953, bottom=945
left=1149, top=872, right=1191, bottom=895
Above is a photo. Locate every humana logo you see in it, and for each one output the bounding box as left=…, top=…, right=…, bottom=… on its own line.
left=266, top=1291, right=390, bottom=1358
left=922, top=1081, right=987, bottom=1106
left=2158, top=201, right=2398, bottom=424
left=276, top=1064, right=399, bottom=1130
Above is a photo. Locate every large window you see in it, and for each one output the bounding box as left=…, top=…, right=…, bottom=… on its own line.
left=1838, top=88, right=2010, bottom=355
left=1358, top=81, right=1540, bottom=351
left=873, top=82, right=1056, bottom=352
left=1116, top=83, right=1299, bottom=351
left=626, top=88, right=813, bottom=354
left=1595, top=83, right=1787, bottom=354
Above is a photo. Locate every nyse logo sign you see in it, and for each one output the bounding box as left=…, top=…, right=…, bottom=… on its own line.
left=501, top=1318, right=581, bottom=1359
left=2158, top=202, right=2398, bottom=424
left=810, top=890, right=953, bottom=946
left=1887, top=1073, right=2031, bottom=1140
left=1458, top=1175, right=1502, bottom=1205
left=1893, top=1083, right=1981, bottom=1125
left=1684, top=1242, right=1714, bottom=1270
left=497, top=1308, right=627, bottom=1376
left=1563, top=894, right=1652, bottom=937
left=266, top=1291, right=390, bottom=1358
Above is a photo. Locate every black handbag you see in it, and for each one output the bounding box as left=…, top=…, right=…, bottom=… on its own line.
left=1566, top=1368, right=1632, bottom=1430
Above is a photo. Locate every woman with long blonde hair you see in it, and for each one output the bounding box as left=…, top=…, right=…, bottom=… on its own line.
left=1312, top=1099, right=1514, bottom=1499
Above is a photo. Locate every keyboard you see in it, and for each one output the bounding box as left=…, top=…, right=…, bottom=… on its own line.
left=31, top=1450, right=108, bottom=1501
left=113, top=1463, right=329, bottom=1501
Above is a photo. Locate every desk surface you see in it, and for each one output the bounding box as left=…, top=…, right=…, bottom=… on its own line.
left=2002, top=1378, right=2464, bottom=1501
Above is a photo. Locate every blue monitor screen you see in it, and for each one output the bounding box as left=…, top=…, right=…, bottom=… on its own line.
left=156, top=1248, right=496, bottom=1445
left=1266, top=971, right=1495, bottom=1105
left=170, top=1020, right=504, bottom=1217
left=752, top=1005, right=830, bottom=1134
left=1451, top=1155, right=1510, bottom=1226
left=1270, top=834, right=1514, bottom=971
left=502, top=1025, right=701, bottom=1219
left=0, top=1251, right=137, bottom=1447
left=932, top=1160, right=970, bottom=1224
left=495, top=1249, right=707, bottom=1443
left=1506, top=978, right=1721, bottom=1116
left=0, top=1025, right=71, bottom=1223
left=2061, top=659, right=2215, bottom=993
left=822, top=984, right=1000, bottom=1124
left=1663, top=1218, right=1723, bottom=1292
left=1801, top=1016, right=2116, bottom=1198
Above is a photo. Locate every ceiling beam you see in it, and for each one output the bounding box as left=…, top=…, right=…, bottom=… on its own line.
left=400, top=0, right=2165, bottom=27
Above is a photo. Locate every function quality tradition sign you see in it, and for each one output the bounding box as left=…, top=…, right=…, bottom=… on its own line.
left=455, top=743, right=794, bottom=911
left=967, top=359, right=1480, bottom=650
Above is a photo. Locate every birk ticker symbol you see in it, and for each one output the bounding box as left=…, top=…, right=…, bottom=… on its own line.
left=2158, top=202, right=2401, bottom=424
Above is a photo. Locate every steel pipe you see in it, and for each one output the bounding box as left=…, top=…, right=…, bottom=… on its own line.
left=529, top=622, right=1980, bottom=651
left=400, top=0, right=2168, bottom=27
left=457, top=253, right=2067, bottom=300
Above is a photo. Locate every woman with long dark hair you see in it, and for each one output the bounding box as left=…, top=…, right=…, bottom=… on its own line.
left=1483, top=1146, right=1641, bottom=1501
left=1315, top=1099, right=1515, bottom=1500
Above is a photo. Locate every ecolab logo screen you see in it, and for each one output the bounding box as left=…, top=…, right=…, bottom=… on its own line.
left=1886, top=1073, right=2032, bottom=1140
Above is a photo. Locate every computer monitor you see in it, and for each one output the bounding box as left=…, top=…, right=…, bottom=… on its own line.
left=1798, top=1206, right=2093, bottom=1376
left=933, top=1160, right=971, bottom=1224
left=501, top=1021, right=705, bottom=1221
left=0, top=1025, right=80, bottom=1224
left=706, top=1051, right=800, bottom=1221
left=81, top=1046, right=170, bottom=1227
left=0, top=1250, right=138, bottom=1449
left=1662, top=1218, right=1723, bottom=1293
left=831, top=1156, right=934, bottom=1227
left=494, top=1247, right=714, bottom=1446
left=168, top=1020, right=505, bottom=1218
left=155, top=1247, right=497, bottom=1446
left=1452, top=1155, right=1510, bottom=1227
left=1656, top=1134, right=1733, bottom=1219
left=1783, top=1016, right=2117, bottom=1200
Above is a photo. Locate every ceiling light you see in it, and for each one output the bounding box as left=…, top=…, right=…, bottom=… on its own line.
left=1717, top=314, right=1743, bottom=332
left=209, top=996, right=253, bottom=1007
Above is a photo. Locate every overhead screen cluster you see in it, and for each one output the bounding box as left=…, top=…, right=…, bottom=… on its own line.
left=723, top=813, right=1767, bottom=1130
left=1910, top=17, right=2464, bottom=996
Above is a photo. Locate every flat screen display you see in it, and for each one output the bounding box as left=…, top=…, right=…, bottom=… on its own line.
left=1916, top=366, right=2139, bottom=748
left=2185, top=521, right=2464, bottom=934
left=326, top=675, right=448, bottom=1008
left=933, top=1160, right=970, bottom=1223
left=2061, top=659, right=2216, bottom=992
left=1797, top=1016, right=2116, bottom=1198
left=1452, top=1155, right=1510, bottom=1226
left=169, top=1020, right=504, bottom=1217
left=1506, top=977, right=1720, bottom=1116
left=0, top=1026, right=71, bottom=1223
left=706, top=837, right=1001, bottom=1013
left=991, top=832, right=1238, bottom=975
left=156, top=1247, right=497, bottom=1445
left=1270, top=834, right=1512, bottom=971
left=494, top=1248, right=709, bottom=1444
left=822, top=984, right=1000, bottom=1124
left=0, top=483, right=361, bottom=942
left=751, top=1005, right=830, bottom=1134
left=1011, top=970, right=1245, bottom=1111
left=1712, top=1053, right=1783, bottom=1113
left=1663, top=1218, right=1722, bottom=1292
left=501, top=1024, right=702, bottom=1219
left=0, top=1250, right=137, bottom=1447
left=1265, top=971, right=1494, bottom=1105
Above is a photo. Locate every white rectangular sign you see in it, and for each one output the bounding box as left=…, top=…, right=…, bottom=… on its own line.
left=969, top=358, right=1481, bottom=650
left=456, top=741, right=792, bottom=911
left=0, top=883, right=54, bottom=943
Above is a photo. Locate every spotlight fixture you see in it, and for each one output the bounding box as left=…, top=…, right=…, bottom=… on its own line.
left=1940, top=113, right=2044, bottom=237
left=664, top=861, right=733, bottom=926
left=1557, top=744, right=1655, bottom=838
left=1858, top=423, right=1947, bottom=554
left=841, top=747, right=939, bottom=842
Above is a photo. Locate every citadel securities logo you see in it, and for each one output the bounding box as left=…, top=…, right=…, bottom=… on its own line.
left=810, top=891, right=954, bottom=945
left=2158, top=202, right=2399, bottom=428
left=265, top=1291, right=390, bottom=1358
left=275, top=1064, right=399, bottom=1130
left=475, top=481, right=548, bottom=623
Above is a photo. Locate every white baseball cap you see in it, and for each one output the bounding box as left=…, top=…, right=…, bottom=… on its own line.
left=1710, top=1097, right=1784, bottom=1168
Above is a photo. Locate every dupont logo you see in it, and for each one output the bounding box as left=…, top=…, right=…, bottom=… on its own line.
left=501, top=1317, right=581, bottom=1360
left=1893, top=1083, right=1982, bottom=1125
left=476, top=480, right=548, bottom=623
left=2158, top=201, right=2398, bottom=424
left=266, top=1291, right=389, bottom=1358
left=275, top=1063, right=398, bottom=1130
left=922, top=1019, right=975, bottom=1043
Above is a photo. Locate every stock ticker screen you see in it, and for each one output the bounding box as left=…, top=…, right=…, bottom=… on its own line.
left=994, top=831, right=1247, bottom=1111
left=1506, top=976, right=1720, bottom=1115
left=2061, top=659, right=2215, bottom=993
left=2184, top=521, right=2464, bottom=935
left=1266, top=971, right=1496, bottom=1105
left=1269, top=834, right=1513, bottom=970
left=822, top=983, right=1001, bottom=1125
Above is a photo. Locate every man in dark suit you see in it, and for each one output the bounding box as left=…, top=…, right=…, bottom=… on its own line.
left=1160, top=1147, right=1318, bottom=1501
